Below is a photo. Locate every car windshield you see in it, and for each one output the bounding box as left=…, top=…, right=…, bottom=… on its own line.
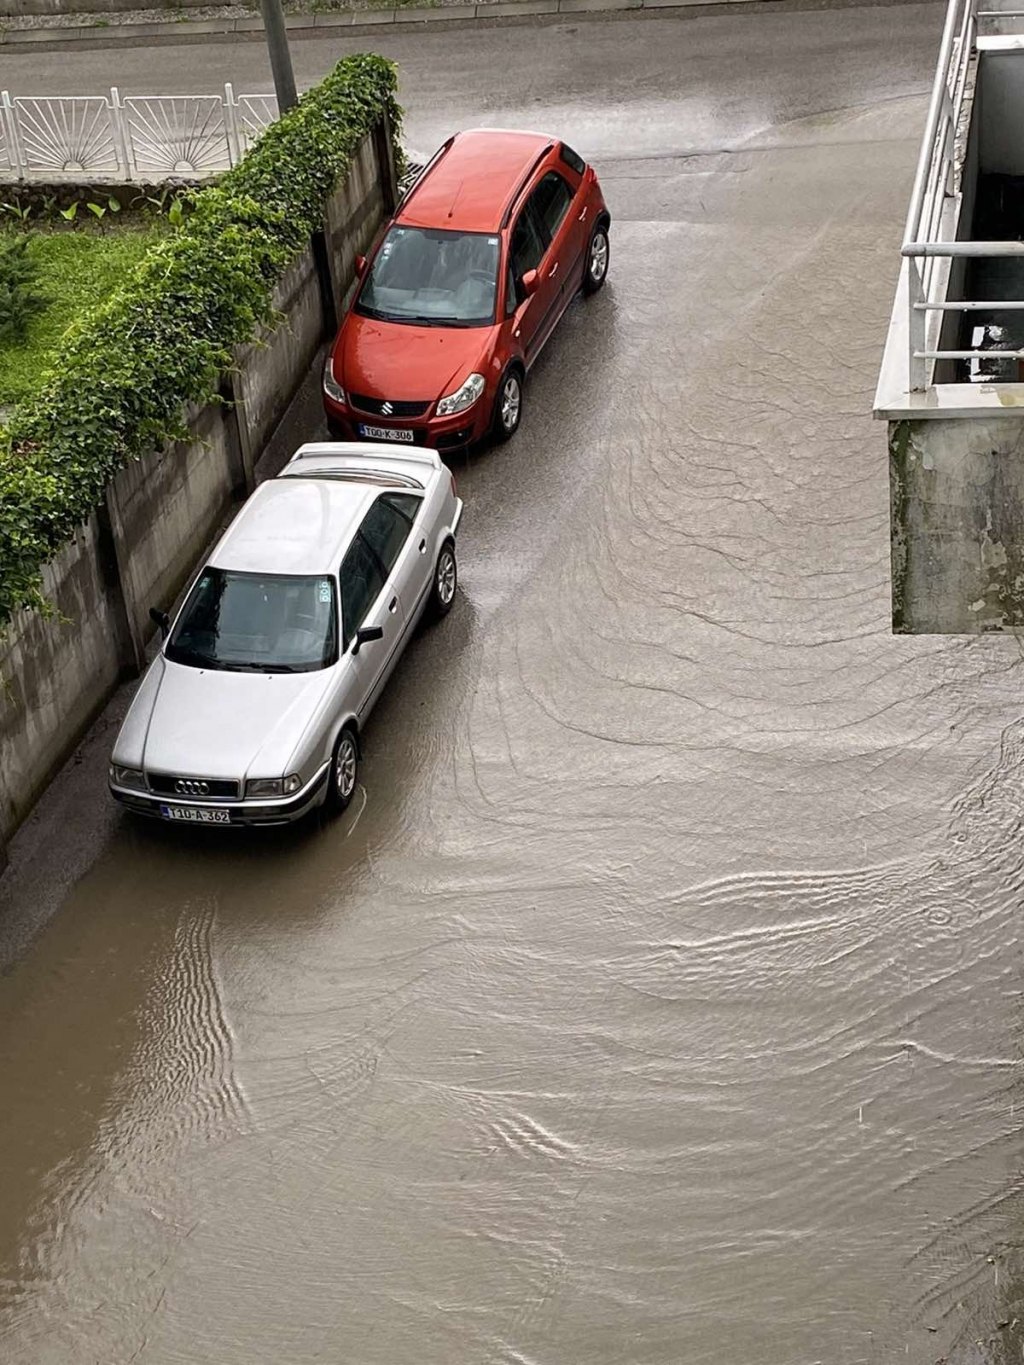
left=166, top=568, right=338, bottom=673
left=356, top=226, right=500, bottom=327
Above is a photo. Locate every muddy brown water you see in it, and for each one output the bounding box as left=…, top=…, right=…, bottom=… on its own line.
left=5, top=7, right=1024, bottom=1363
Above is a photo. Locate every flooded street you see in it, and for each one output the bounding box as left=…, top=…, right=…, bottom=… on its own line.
left=6, top=4, right=1024, bottom=1362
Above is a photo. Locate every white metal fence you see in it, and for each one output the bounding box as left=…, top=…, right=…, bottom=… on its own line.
left=901, top=0, right=1024, bottom=389
left=0, top=86, right=278, bottom=182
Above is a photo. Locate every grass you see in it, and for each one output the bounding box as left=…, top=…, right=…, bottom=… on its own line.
left=0, top=222, right=167, bottom=411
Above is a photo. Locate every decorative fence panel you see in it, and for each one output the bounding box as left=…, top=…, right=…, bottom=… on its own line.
left=0, top=85, right=278, bottom=182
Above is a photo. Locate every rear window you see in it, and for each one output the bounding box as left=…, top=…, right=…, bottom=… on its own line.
left=560, top=144, right=586, bottom=176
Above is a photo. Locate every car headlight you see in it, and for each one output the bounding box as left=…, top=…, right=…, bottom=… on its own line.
left=436, top=372, right=485, bottom=417
left=109, top=764, right=146, bottom=791
left=322, top=355, right=346, bottom=405
left=246, top=775, right=302, bottom=798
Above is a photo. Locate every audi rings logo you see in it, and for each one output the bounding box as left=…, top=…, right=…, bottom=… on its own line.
left=381, top=401, right=394, bottom=416
left=175, top=779, right=209, bottom=796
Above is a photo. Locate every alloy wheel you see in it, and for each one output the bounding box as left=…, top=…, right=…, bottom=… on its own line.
left=437, top=547, right=457, bottom=606
left=590, top=231, right=609, bottom=285
left=501, top=375, right=521, bottom=433
left=335, top=733, right=357, bottom=801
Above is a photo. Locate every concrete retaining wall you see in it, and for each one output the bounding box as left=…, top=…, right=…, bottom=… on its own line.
left=0, top=125, right=394, bottom=860
left=889, top=415, right=1024, bottom=633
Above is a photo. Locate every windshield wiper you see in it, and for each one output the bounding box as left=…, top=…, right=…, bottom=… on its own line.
left=232, top=661, right=305, bottom=673
left=169, top=646, right=223, bottom=670
left=356, top=304, right=407, bottom=323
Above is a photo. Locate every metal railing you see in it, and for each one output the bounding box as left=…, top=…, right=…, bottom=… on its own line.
left=0, top=85, right=278, bottom=182
left=901, top=0, right=1024, bottom=389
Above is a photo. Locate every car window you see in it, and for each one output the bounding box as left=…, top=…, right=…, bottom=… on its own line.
left=510, top=201, right=546, bottom=294
left=505, top=262, right=517, bottom=318
left=383, top=492, right=422, bottom=525
left=531, top=171, right=574, bottom=243
left=358, top=494, right=420, bottom=579
left=560, top=144, right=586, bottom=176
left=339, top=534, right=385, bottom=649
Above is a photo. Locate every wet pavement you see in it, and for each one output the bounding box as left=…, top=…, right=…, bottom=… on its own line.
left=7, top=5, right=1024, bottom=1363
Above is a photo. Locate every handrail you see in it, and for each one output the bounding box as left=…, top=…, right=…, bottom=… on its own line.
left=903, top=241, right=1024, bottom=256
left=902, top=0, right=969, bottom=246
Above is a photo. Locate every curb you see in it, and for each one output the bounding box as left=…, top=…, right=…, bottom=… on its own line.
left=0, top=0, right=931, bottom=50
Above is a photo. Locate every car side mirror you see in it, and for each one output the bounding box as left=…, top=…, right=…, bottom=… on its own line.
left=521, top=269, right=539, bottom=298
left=352, top=624, right=384, bottom=656
left=354, top=254, right=367, bottom=278
left=149, top=606, right=170, bottom=640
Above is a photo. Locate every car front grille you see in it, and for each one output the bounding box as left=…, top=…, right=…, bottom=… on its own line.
left=350, top=393, right=431, bottom=419
left=148, top=774, right=239, bottom=799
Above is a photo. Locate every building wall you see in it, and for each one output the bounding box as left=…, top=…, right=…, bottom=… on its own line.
left=890, top=414, right=1024, bottom=633
left=979, top=51, right=1024, bottom=177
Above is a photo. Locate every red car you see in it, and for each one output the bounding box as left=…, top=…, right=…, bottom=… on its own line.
left=322, top=129, right=610, bottom=451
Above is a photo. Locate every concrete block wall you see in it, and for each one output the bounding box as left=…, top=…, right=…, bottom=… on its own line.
left=889, top=415, right=1024, bottom=633
left=234, top=248, right=324, bottom=459
left=324, top=133, right=390, bottom=310
left=0, top=516, right=125, bottom=849
left=0, top=126, right=394, bottom=859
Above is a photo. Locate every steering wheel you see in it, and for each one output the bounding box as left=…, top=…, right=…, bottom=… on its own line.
left=465, top=270, right=494, bottom=287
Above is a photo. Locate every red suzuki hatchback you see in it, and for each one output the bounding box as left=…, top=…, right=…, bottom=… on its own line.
left=322, top=129, right=610, bottom=451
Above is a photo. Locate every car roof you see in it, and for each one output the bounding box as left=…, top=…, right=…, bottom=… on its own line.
left=397, top=129, right=554, bottom=234
left=209, top=443, right=442, bottom=576
left=210, top=477, right=377, bottom=576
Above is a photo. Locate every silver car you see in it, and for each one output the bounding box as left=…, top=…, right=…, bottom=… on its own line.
left=108, top=442, right=463, bottom=826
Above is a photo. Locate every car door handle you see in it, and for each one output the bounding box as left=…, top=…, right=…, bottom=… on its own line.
left=388, top=597, right=398, bottom=613
left=418, top=539, right=427, bottom=554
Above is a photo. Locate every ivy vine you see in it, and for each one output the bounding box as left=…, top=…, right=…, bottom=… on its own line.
left=0, top=53, right=402, bottom=629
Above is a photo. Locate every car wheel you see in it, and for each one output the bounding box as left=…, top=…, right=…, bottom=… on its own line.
left=491, top=369, right=523, bottom=444
left=430, top=539, right=458, bottom=619
left=583, top=224, right=610, bottom=295
left=327, top=726, right=359, bottom=814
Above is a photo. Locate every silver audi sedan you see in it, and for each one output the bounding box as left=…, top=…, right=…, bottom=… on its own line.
left=108, top=442, right=463, bottom=826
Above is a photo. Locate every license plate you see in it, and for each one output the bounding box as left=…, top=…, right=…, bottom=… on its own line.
left=159, top=804, right=231, bottom=824
left=360, top=424, right=414, bottom=443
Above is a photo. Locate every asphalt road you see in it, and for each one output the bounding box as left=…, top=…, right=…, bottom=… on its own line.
left=8, top=6, right=1024, bottom=1365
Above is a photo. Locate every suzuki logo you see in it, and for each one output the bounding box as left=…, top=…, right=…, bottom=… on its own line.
left=175, top=779, right=209, bottom=796
left=380, top=401, right=393, bottom=416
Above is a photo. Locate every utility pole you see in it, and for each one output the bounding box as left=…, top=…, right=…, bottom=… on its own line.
left=259, top=0, right=298, bottom=112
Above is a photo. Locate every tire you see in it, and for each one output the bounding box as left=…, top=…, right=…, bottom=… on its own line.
left=491, top=368, right=523, bottom=444
left=326, top=725, right=359, bottom=814
left=582, top=223, right=610, bottom=295
left=430, top=539, right=458, bottom=619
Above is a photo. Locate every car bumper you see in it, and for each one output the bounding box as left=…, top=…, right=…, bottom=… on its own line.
left=324, top=396, right=491, bottom=452
left=109, top=763, right=331, bottom=827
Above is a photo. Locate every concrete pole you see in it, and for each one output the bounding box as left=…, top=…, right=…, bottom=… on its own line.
left=259, top=0, right=298, bottom=113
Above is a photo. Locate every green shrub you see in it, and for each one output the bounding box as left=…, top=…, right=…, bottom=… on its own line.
left=0, top=235, right=45, bottom=345
left=0, top=53, right=401, bottom=628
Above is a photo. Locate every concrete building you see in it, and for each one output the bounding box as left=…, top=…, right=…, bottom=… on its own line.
left=876, top=0, right=1024, bottom=632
